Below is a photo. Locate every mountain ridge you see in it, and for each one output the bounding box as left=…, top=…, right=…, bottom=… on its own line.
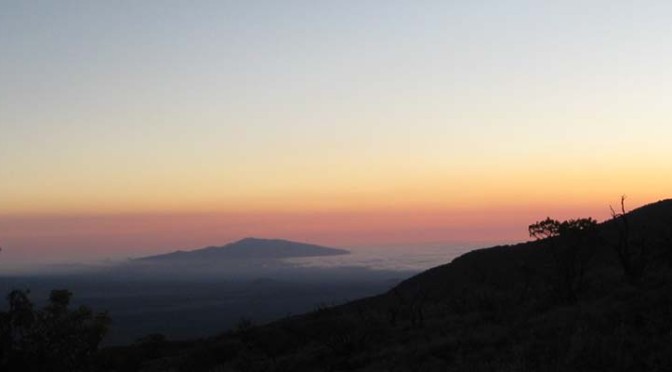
left=134, top=237, right=350, bottom=262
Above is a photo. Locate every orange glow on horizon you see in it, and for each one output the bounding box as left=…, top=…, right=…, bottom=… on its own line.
left=1, top=194, right=665, bottom=267
left=2, top=159, right=668, bottom=217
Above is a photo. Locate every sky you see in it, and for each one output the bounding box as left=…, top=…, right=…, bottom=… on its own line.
left=1, top=1, right=672, bottom=270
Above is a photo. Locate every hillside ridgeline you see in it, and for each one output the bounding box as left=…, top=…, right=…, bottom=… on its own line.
left=97, top=199, right=672, bottom=372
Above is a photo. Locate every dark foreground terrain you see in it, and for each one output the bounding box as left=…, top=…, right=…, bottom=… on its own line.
left=5, top=199, right=672, bottom=371
left=0, top=274, right=402, bottom=346
left=94, top=199, right=672, bottom=371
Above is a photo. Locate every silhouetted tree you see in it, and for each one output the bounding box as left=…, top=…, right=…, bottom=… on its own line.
left=0, top=289, right=110, bottom=372
left=610, top=196, right=651, bottom=285
left=529, top=217, right=598, bottom=304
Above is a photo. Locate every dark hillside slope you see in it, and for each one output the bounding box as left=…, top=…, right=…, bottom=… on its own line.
left=95, top=199, right=672, bottom=372
left=393, top=198, right=672, bottom=297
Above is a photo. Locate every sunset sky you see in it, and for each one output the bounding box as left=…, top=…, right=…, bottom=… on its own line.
left=1, top=1, right=671, bottom=269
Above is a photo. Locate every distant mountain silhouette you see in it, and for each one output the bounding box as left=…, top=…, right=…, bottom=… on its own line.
left=135, top=237, right=349, bottom=262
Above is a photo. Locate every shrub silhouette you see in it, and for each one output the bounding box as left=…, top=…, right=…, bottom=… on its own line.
left=0, top=289, right=110, bottom=372
left=529, top=217, right=598, bottom=304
